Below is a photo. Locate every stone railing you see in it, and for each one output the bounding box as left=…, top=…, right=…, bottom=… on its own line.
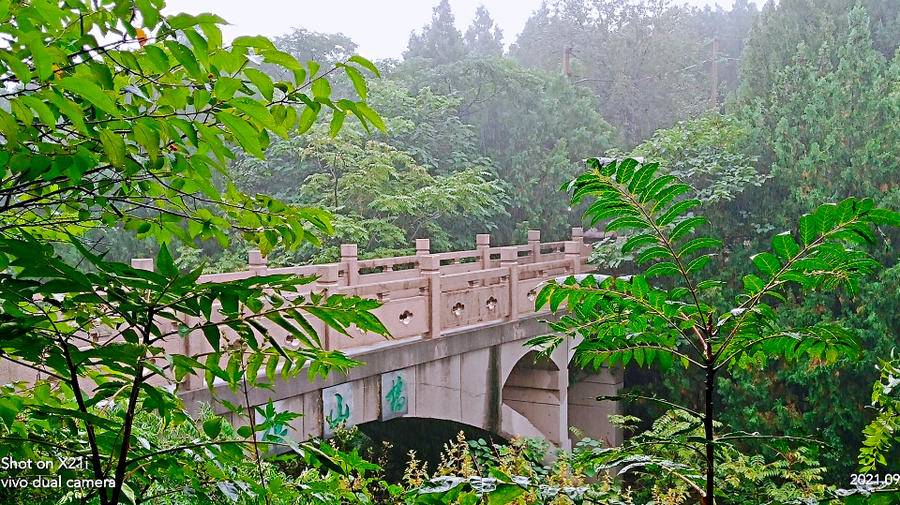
left=0, top=228, right=594, bottom=387
left=189, top=228, right=592, bottom=351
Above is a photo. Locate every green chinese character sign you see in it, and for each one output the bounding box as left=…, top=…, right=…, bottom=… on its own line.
left=381, top=370, right=409, bottom=420
left=322, top=383, right=353, bottom=437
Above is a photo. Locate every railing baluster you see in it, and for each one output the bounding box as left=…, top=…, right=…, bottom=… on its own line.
left=248, top=249, right=267, bottom=276
left=341, top=243, right=358, bottom=285
left=528, top=229, right=541, bottom=263
left=420, top=254, right=441, bottom=339
left=316, top=265, right=340, bottom=349
left=500, top=247, right=519, bottom=320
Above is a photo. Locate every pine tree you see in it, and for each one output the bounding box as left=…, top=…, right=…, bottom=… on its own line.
left=464, top=6, right=504, bottom=58
left=404, top=0, right=466, bottom=65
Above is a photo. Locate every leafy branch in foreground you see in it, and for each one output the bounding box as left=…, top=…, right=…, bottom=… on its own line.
left=0, top=235, right=388, bottom=504
left=0, top=1, right=390, bottom=504
left=530, top=157, right=899, bottom=504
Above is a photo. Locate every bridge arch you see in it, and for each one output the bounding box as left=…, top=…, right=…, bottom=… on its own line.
left=499, top=349, right=569, bottom=447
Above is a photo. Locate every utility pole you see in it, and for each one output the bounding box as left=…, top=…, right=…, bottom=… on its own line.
left=708, top=36, right=719, bottom=110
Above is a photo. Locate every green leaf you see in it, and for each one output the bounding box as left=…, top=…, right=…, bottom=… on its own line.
left=213, top=76, right=243, bottom=100
left=311, top=77, right=331, bottom=100
left=232, top=35, right=276, bottom=51
left=244, top=68, right=274, bottom=101
left=217, top=111, right=263, bottom=157
left=348, top=55, right=380, bottom=77
left=133, top=120, right=160, bottom=162
left=230, top=98, right=276, bottom=128
left=297, top=105, right=319, bottom=134
left=202, top=325, right=221, bottom=351
left=165, top=41, right=203, bottom=79
left=678, top=237, right=722, bottom=257
left=798, top=213, right=820, bottom=245
left=19, top=96, right=56, bottom=126
left=144, top=45, right=170, bottom=72
left=771, top=232, right=799, bottom=260
left=751, top=252, right=781, bottom=276
left=645, top=261, right=679, bottom=278
left=0, top=51, right=33, bottom=82
left=657, top=199, right=701, bottom=226
left=98, top=129, right=126, bottom=168
left=486, top=484, right=525, bottom=505
left=685, top=254, right=712, bottom=274
left=55, top=77, right=119, bottom=116
left=24, top=33, right=53, bottom=81
left=259, top=48, right=302, bottom=70
left=743, top=274, right=765, bottom=294
left=669, top=216, right=708, bottom=242
left=342, top=64, right=367, bottom=100
left=202, top=416, right=223, bottom=438
left=622, top=233, right=658, bottom=254
left=0, top=397, right=21, bottom=428
left=156, top=245, right=177, bottom=277
left=355, top=102, right=385, bottom=131
left=329, top=111, right=345, bottom=137
left=167, top=12, right=227, bottom=30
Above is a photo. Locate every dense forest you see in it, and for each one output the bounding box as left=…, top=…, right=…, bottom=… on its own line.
left=0, top=0, right=897, bottom=503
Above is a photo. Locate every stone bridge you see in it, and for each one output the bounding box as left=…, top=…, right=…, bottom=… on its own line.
left=0, top=228, right=622, bottom=450
left=183, top=228, right=622, bottom=449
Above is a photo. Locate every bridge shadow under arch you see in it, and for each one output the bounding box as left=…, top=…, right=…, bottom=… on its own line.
left=358, top=417, right=507, bottom=480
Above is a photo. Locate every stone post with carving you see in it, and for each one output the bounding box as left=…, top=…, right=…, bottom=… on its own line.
left=420, top=254, right=441, bottom=339
left=500, top=246, right=519, bottom=320
left=528, top=229, right=541, bottom=263
left=340, top=243, right=358, bottom=285
left=248, top=249, right=267, bottom=276
left=316, top=264, right=340, bottom=349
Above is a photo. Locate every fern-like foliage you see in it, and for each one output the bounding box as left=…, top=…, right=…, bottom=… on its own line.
left=531, top=157, right=899, bottom=373
left=529, top=157, right=899, bottom=502
left=574, top=410, right=832, bottom=504
left=859, top=350, right=900, bottom=472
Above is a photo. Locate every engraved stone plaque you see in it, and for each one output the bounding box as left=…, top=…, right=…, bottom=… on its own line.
left=322, top=382, right=353, bottom=437
left=380, top=370, right=409, bottom=421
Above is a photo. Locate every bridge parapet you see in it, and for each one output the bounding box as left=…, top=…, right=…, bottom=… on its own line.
left=0, top=229, right=595, bottom=391
left=181, top=228, right=592, bottom=357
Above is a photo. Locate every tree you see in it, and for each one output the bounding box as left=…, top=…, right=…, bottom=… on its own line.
left=274, top=28, right=358, bottom=66
left=366, top=79, right=486, bottom=176
left=230, top=124, right=507, bottom=262
left=265, top=28, right=359, bottom=85
left=509, top=0, right=726, bottom=146
left=532, top=158, right=898, bottom=503
left=710, top=7, right=899, bottom=478
left=859, top=350, right=900, bottom=472
left=391, top=58, right=616, bottom=243
left=629, top=113, right=767, bottom=207
left=0, top=1, right=387, bottom=503
left=737, top=0, right=899, bottom=103
left=404, top=0, right=466, bottom=65
left=464, top=6, right=504, bottom=58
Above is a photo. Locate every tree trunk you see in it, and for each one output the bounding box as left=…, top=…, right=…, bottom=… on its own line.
left=703, top=364, right=716, bottom=505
